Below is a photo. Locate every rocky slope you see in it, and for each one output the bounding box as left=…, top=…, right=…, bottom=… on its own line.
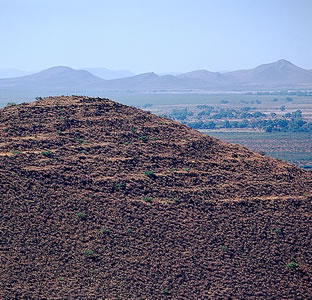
left=0, top=96, right=311, bottom=299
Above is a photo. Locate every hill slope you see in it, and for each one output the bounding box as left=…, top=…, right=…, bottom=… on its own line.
left=0, top=96, right=312, bottom=299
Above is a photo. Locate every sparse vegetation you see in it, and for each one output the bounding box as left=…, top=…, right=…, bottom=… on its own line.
left=273, top=228, right=281, bottom=235
left=83, top=250, right=95, bottom=257
left=101, top=228, right=110, bottom=234
left=144, top=170, right=155, bottom=177
left=286, top=262, right=297, bottom=269
left=6, top=102, right=17, bottom=106
left=11, top=150, right=21, bottom=155
left=76, top=212, right=87, bottom=220
left=142, top=196, right=153, bottom=203
left=138, top=134, right=149, bottom=142
left=115, top=182, right=126, bottom=190
left=161, top=289, right=169, bottom=295
left=41, top=150, right=52, bottom=157
left=221, top=245, right=228, bottom=252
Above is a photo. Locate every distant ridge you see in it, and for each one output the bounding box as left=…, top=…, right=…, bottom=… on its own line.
left=0, top=68, right=33, bottom=78
left=0, top=60, right=311, bottom=98
left=81, top=67, right=135, bottom=79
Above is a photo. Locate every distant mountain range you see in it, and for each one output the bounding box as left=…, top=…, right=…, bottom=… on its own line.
left=0, top=68, right=33, bottom=78
left=0, top=60, right=311, bottom=99
left=79, top=67, right=135, bottom=79
left=0, top=67, right=135, bottom=80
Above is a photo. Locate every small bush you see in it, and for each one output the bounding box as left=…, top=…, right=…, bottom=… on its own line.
left=172, top=198, right=181, bottom=204
left=35, top=97, right=43, bottom=101
left=221, top=245, right=228, bottom=252
left=58, top=277, right=65, bottom=281
left=41, top=150, right=52, bottom=157
left=127, top=228, right=134, bottom=233
left=101, top=228, right=110, bottom=234
left=144, top=170, right=155, bottom=177
left=83, top=250, right=95, bottom=257
left=286, top=262, right=297, bottom=269
left=273, top=228, right=281, bottom=235
left=6, top=102, right=16, bottom=106
left=161, top=289, right=169, bottom=295
left=11, top=150, right=21, bottom=155
left=138, top=134, right=149, bottom=142
left=142, top=196, right=153, bottom=203
left=115, top=182, right=126, bottom=190
left=76, top=212, right=87, bottom=220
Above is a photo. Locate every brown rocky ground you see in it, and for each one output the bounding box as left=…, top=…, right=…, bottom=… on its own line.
left=0, top=96, right=311, bottom=299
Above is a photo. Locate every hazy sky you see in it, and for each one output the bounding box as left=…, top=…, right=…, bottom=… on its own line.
left=1, top=0, right=311, bottom=73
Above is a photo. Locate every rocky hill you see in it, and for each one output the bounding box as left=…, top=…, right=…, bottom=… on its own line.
left=0, top=96, right=312, bottom=299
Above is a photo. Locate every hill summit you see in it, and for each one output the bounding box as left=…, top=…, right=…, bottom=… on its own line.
left=1, top=96, right=312, bottom=299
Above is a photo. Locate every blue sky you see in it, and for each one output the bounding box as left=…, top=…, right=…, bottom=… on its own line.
left=1, top=0, right=311, bottom=73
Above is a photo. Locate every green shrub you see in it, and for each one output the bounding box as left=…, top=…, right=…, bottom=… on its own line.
left=161, top=289, right=169, bottom=295
left=142, top=196, right=153, bottom=203
left=11, top=150, right=21, bottom=155
left=6, top=102, right=16, bottom=106
left=144, top=170, right=155, bottom=177
left=101, top=228, right=110, bottom=234
left=286, top=262, right=297, bottom=269
left=57, top=277, right=65, bottom=281
left=115, top=182, right=126, bottom=190
left=83, top=249, right=95, bottom=257
left=221, top=245, right=228, bottom=252
left=76, top=212, right=87, bottom=220
left=41, top=150, right=52, bottom=157
left=273, top=228, right=281, bottom=235
left=138, top=134, right=149, bottom=142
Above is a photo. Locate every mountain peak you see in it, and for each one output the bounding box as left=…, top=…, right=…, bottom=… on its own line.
left=276, top=59, right=292, bottom=65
